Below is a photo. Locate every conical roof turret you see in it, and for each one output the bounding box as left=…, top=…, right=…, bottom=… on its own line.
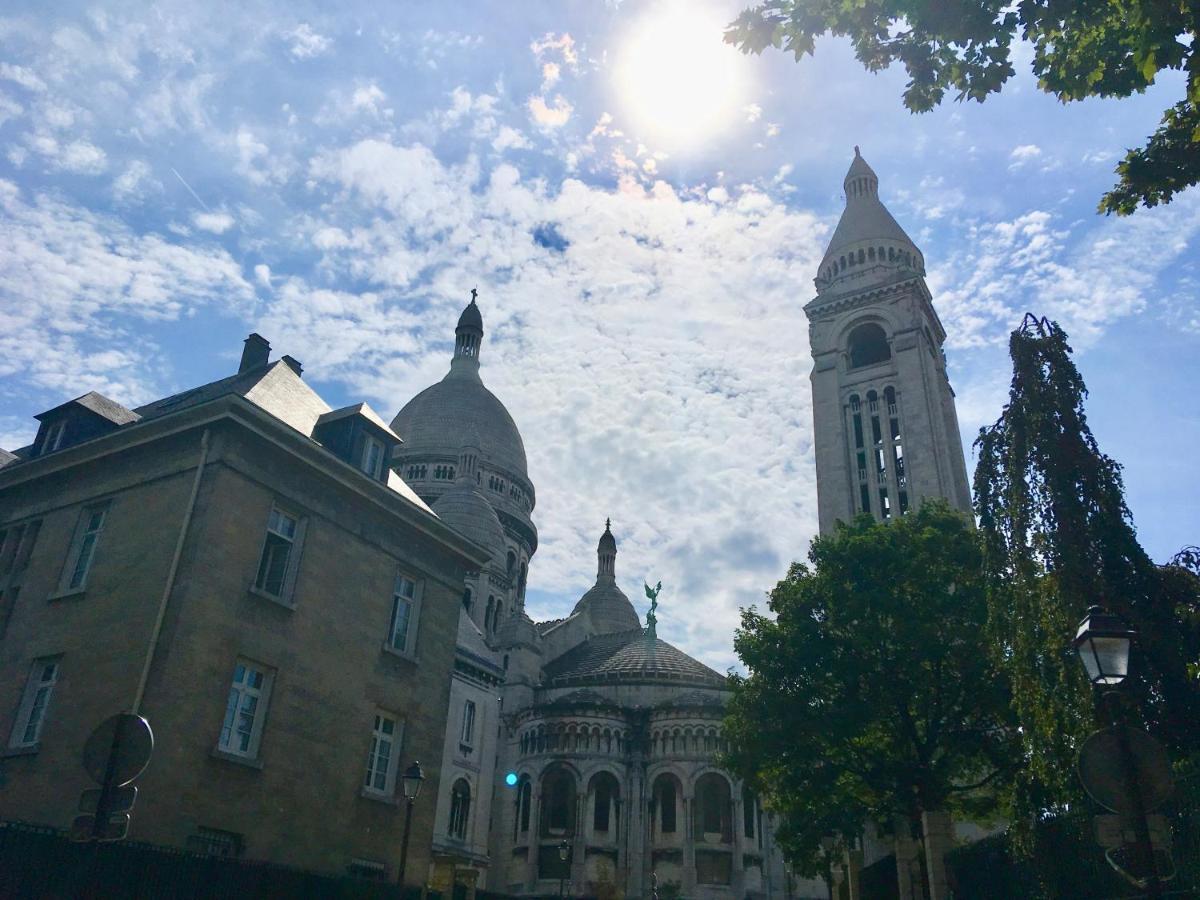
left=570, top=520, right=640, bottom=633
left=815, top=147, right=925, bottom=296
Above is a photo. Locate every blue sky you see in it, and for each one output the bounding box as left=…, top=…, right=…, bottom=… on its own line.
left=1, top=1, right=1197, bottom=671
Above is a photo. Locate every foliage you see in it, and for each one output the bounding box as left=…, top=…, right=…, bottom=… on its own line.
left=724, top=1, right=1200, bottom=214
left=973, top=316, right=1200, bottom=831
left=721, top=502, right=1016, bottom=876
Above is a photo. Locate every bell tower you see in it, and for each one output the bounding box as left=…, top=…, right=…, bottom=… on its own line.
left=806, top=148, right=972, bottom=534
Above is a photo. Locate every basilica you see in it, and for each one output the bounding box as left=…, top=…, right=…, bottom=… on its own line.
left=392, top=148, right=970, bottom=900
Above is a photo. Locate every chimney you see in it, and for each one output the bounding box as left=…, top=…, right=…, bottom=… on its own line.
left=239, top=333, right=270, bottom=373
left=281, top=355, right=303, bottom=377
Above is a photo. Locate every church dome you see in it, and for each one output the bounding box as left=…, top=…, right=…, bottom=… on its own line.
left=431, top=483, right=506, bottom=560
left=570, top=521, right=641, bottom=633
left=390, top=294, right=529, bottom=481
left=815, top=147, right=925, bottom=295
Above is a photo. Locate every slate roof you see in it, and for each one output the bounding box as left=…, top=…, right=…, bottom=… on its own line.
left=315, top=403, right=403, bottom=442
left=36, top=391, right=141, bottom=426
left=0, top=448, right=17, bottom=468
left=543, top=628, right=727, bottom=688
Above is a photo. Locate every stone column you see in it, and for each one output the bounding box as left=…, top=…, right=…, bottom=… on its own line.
left=921, top=809, right=953, bottom=900
left=681, top=794, right=696, bottom=896
left=893, top=818, right=919, bottom=900
left=525, top=787, right=541, bottom=889
left=625, top=762, right=646, bottom=899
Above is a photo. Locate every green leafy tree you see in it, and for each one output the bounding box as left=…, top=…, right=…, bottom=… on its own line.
left=724, top=1, right=1200, bottom=214
left=973, top=315, right=1200, bottom=825
left=722, top=502, right=1016, bottom=876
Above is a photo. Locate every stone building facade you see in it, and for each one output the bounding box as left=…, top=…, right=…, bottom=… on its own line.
left=0, top=336, right=488, bottom=880
left=391, top=302, right=822, bottom=900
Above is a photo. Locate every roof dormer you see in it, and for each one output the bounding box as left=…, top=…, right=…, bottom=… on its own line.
left=32, top=391, right=140, bottom=457
left=313, top=403, right=403, bottom=484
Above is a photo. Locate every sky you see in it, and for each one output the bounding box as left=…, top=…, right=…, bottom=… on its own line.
left=0, top=1, right=1197, bottom=673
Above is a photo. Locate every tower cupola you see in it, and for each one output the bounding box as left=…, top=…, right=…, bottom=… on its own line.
left=452, top=288, right=484, bottom=374
left=815, top=147, right=925, bottom=296
left=597, top=518, right=616, bottom=578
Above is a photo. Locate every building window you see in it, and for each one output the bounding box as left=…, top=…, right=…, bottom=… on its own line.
left=59, top=504, right=108, bottom=593
left=9, top=657, right=59, bottom=748
left=518, top=778, right=532, bottom=834
left=847, top=322, right=891, bottom=369
left=388, top=573, right=420, bottom=655
left=591, top=772, right=619, bottom=834
left=361, top=435, right=385, bottom=480
left=364, top=712, right=400, bottom=795
left=696, top=850, right=732, bottom=885
left=186, top=827, right=244, bottom=858
left=541, top=768, right=576, bottom=837
left=218, top=660, right=272, bottom=758
left=254, top=506, right=304, bottom=602
left=743, top=787, right=757, bottom=839
left=654, top=775, right=678, bottom=834
left=449, top=779, right=471, bottom=839
left=40, top=420, right=67, bottom=456
left=461, top=700, right=476, bottom=747
left=694, top=773, right=733, bottom=843
left=1, top=520, right=41, bottom=577
left=0, top=586, right=19, bottom=639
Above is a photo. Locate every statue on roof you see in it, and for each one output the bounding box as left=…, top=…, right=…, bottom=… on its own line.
left=644, top=580, right=661, bottom=635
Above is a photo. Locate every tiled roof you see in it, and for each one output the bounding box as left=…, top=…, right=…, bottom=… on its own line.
left=35, top=391, right=141, bottom=426
left=656, top=689, right=727, bottom=709
left=543, top=628, right=726, bottom=688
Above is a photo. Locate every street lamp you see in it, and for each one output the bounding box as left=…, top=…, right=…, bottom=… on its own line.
left=396, top=760, right=425, bottom=886
left=1073, top=605, right=1135, bottom=686
left=558, top=838, right=571, bottom=900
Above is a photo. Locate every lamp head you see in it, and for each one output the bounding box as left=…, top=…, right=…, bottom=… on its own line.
left=1072, top=606, right=1135, bottom=686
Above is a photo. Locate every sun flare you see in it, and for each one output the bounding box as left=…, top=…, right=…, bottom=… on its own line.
left=614, top=2, right=748, bottom=150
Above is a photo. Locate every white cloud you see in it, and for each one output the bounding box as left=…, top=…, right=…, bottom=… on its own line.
left=1008, top=143, right=1042, bottom=169
left=351, top=83, right=389, bottom=117
left=0, top=63, right=47, bottom=93
left=530, top=32, right=578, bottom=67
left=254, top=263, right=272, bottom=287
left=493, top=125, right=531, bottom=152
left=0, top=180, right=254, bottom=403
left=541, top=62, right=561, bottom=90
left=743, top=103, right=762, bottom=123
left=24, top=134, right=107, bottom=174
left=764, top=122, right=780, bottom=138
left=285, top=23, right=332, bottom=59
left=113, top=160, right=161, bottom=202
left=193, top=210, right=236, bottom=233
left=528, top=94, right=573, bottom=129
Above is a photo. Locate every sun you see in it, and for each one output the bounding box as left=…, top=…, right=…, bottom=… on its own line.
left=614, top=2, right=749, bottom=151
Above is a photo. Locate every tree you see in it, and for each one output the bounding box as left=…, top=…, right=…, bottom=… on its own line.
left=722, top=502, right=1016, bottom=879
left=973, top=315, right=1200, bottom=827
left=724, top=1, right=1200, bottom=214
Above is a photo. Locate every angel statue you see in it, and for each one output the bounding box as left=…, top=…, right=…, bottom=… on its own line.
left=644, top=580, right=662, bottom=631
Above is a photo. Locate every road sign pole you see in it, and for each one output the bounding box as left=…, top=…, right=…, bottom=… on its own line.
left=1116, top=722, right=1162, bottom=898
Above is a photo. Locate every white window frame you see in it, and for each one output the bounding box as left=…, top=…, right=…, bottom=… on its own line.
left=363, top=711, right=402, bottom=797
left=9, top=657, right=60, bottom=748
left=59, top=503, right=109, bottom=594
left=252, top=505, right=306, bottom=605
left=361, top=435, right=385, bottom=480
left=41, top=420, right=66, bottom=455
left=461, top=699, right=476, bottom=747
left=217, top=659, right=273, bottom=759
left=387, top=572, right=422, bottom=657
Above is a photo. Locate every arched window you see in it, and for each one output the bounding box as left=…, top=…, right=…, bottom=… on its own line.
left=540, top=767, right=577, bottom=837
left=507, top=550, right=516, bottom=577
left=694, top=773, right=733, bottom=843
left=515, top=776, right=532, bottom=839
left=857, top=248, right=865, bottom=264
left=462, top=587, right=473, bottom=613
left=589, top=771, right=620, bottom=835
left=847, top=322, right=891, bottom=369
left=518, top=562, right=527, bottom=600
left=449, top=779, right=471, bottom=840
left=868, top=246, right=875, bottom=260
left=652, top=773, right=681, bottom=836
left=743, top=786, right=758, bottom=839
left=485, top=596, right=496, bottom=633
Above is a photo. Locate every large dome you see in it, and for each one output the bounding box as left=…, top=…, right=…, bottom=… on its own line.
left=391, top=369, right=528, bottom=479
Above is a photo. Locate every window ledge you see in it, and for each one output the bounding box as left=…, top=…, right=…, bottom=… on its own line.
left=380, top=642, right=418, bottom=666
left=209, top=747, right=264, bottom=770
left=47, top=586, right=86, bottom=602
left=359, top=787, right=400, bottom=807
left=2, top=743, right=40, bottom=758
left=248, top=586, right=295, bottom=610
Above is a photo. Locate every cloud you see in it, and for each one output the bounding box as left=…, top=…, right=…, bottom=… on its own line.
left=193, top=210, right=236, bottom=233
left=285, top=23, right=332, bottom=59
left=112, top=160, right=161, bottom=202
left=493, top=125, right=531, bottom=152
left=0, top=180, right=254, bottom=404
left=743, top=103, right=762, bottom=123
left=528, top=94, right=573, bottom=129
left=23, top=134, right=107, bottom=174
left=351, top=83, right=390, bottom=117
left=254, top=263, right=272, bottom=287
left=0, top=63, right=47, bottom=93
left=530, top=32, right=578, bottom=67
left=541, top=62, right=560, bottom=91
left=1008, top=143, right=1042, bottom=169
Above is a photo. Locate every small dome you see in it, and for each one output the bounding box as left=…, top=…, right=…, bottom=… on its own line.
left=572, top=580, right=641, bottom=633
left=431, top=483, right=506, bottom=559
left=457, top=297, right=483, bottom=333
left=598, top=518, right=616, bottom=553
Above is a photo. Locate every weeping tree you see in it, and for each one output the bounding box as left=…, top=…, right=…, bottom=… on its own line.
left=974, top=315, right=1200, bottom=824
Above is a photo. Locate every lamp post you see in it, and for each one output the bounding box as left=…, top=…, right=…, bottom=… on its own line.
left=558, top=838, right=571, bottom=900
left=397, top=760, right=425, bottom=887
left=1072, top=607, right=1162, bottom=898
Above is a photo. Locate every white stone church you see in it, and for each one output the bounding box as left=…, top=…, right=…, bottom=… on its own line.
left=389, top=149, right=971, bottom=900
